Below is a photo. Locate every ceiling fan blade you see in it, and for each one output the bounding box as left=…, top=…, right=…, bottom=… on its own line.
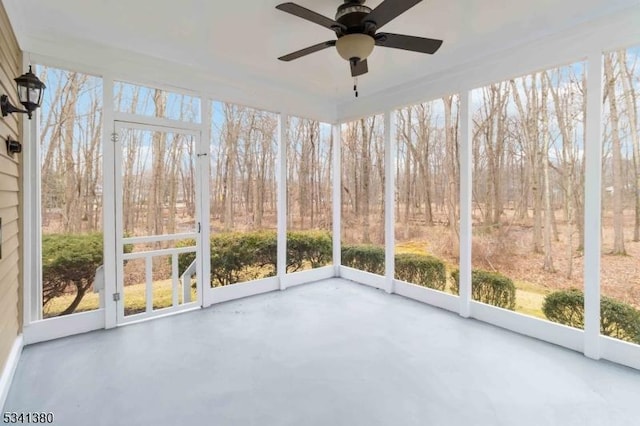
left=362, top=0, right=422, bottom=30
left=375, top=33, right=443, bottom=54
left=278, top=41, right=336, bottom=62
left=276, top=3, right=346, bottom=32
left=350, top=59, right=368, bottom=77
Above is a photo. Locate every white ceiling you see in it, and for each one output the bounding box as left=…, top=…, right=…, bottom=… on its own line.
left=5, top=0, right=640, bottom=107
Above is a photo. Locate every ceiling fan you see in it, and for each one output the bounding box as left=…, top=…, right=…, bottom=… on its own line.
left=275, top=0, right=443, bottom=80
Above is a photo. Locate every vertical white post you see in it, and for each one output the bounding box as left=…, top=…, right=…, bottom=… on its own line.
left=200, top=98, right=212, bottom=307
left=277, top=113, right=288, bottom=289
left=172, top=253, right=179, bottom=307
left=584, top=52, right=603, bottom=360
left=384, top=111, right=396, bottom=294
left=182, top=273, right=192, bottom=304
left=23, top=55, right=41, bottom=324
left=459, top=90, right=473, bottom=318
left=145, top=256, right=153, bottom=313
left=102, top=75, right=117, bottom=328
left=332, top=123, right=342, bottom=276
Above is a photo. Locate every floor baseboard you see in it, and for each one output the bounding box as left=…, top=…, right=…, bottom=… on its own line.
left=0, top=335, right=23, bottom=411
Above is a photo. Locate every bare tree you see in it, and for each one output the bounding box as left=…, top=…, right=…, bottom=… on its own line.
left=541, top=72, right=555, bottom=272
left=604, top=54, right=627, bottom=255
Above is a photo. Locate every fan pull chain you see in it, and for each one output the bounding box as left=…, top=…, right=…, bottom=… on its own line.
left=353, top=77, right=358, bottom=98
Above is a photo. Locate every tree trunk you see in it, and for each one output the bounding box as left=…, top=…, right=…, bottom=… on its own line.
left=618, top=50, right=640, bottom=242
left=541, top=74, right=555, bottom=272
left=604, top=55, right=627, bottom=255
left=443, top=95, right=459, bottom=250
left=548, top=70, right=576, bottom=278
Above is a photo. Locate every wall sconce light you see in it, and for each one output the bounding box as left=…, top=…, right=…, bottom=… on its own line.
left=5, top=136, right=22, bottom=157
left=1, top=65, right=46, bottom=120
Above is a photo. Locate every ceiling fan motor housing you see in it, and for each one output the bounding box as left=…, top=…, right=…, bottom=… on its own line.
left=335, top=1, right=374, bottom=34
left=275, top=0, right=443, bottom=78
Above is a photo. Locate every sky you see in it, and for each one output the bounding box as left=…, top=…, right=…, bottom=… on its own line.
left=36, top=45, right=640, bottom=166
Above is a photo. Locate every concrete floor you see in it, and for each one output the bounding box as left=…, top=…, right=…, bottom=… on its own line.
left=5, top=278, right=640, bottom=426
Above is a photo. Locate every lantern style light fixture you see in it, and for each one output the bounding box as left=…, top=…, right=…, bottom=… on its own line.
left=1, top=65, right=46, bottom=120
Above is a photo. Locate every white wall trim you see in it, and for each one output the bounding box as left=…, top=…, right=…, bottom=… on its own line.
left=394, top=280, right=459, bottom=313
left=600, top=337, right=640, bottom=371
left=209, top=277, right=280, bottom=305
left=340, top=266, right=386, bottom=290
left=470, top=302, right=584, bottom=353
left=23, top=310, right=105, bottom=345
left=283, top=266, right=335, bottom=288
left=0, top=335, right=23, bottom=412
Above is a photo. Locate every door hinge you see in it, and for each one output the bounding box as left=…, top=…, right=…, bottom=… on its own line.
left=113, top=292, right=121, bottom=302
left=197, top=222, right=201, bottom=233
left=111, top=132, right=119, bottom=143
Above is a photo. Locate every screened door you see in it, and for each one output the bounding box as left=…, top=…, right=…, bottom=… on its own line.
left=114, top=122, right=202, bottom=324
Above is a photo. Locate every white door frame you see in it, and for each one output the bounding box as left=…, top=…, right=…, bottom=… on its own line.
left=111, top=120, right=205, bottom=325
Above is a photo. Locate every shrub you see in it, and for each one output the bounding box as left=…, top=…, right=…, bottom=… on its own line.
left=42, top=233, right=104, bottom=316
left=178, top=230, right=333, bottom=287
left=341, top=244, right=385, bottom=275
left=541, top=289, right=584, bottom=328
left=287, top=231, right=332, bottom=272
left=451, top=269, right=516, bottom=310
left=395, top=253, right=446, bottom=291
left=177, top=231, right=277, bottom=287
left=543, top=289, right=640, bottom=344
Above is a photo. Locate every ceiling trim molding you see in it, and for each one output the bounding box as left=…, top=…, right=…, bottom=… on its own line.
left=337, top=5, right=640, bottom=122
left=21, top=34, right=338, bottom=123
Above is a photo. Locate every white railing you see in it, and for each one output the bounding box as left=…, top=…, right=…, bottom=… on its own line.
left=180, top=258, right=197, bottom=303
left=123, top=243, right=197, bottom=315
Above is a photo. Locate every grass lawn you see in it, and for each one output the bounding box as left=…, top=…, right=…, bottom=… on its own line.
left=396, top=240, right=550, bottom=319
left=514, top=281, right=550, bottom=319
left=45, top=280, right=198, bottom=318
left=45, top=243, right=550, bottom=321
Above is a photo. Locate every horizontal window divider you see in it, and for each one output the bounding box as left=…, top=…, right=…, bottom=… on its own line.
left=113, top=112, right=202, bottom=132
left=122, top=246, right=196, bottom=259
left=123, top=233, right=198, bottom=244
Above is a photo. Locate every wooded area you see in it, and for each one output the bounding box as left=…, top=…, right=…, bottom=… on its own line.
left=38, top=47, right=639, bottom=327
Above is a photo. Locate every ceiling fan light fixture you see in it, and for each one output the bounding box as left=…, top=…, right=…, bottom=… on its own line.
left=335, top=33, right=374, bottom=61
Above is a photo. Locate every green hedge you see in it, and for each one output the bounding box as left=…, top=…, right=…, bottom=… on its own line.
left=287, top=231, right=333, bottom=272
left=543, top=289, right=640, bottom=344
left=179, top=230, right=333, bottom=287
left=341, top=244, right=385, bottom=275
left=341, top=245, right=447, bottom=291
left=451, top=269, right=516, bottom=310
left=182, top=237, right=448, bottom=290
left=395, top=253, right=446, bottom=291
left=42, top=233, right=128, bottom=316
